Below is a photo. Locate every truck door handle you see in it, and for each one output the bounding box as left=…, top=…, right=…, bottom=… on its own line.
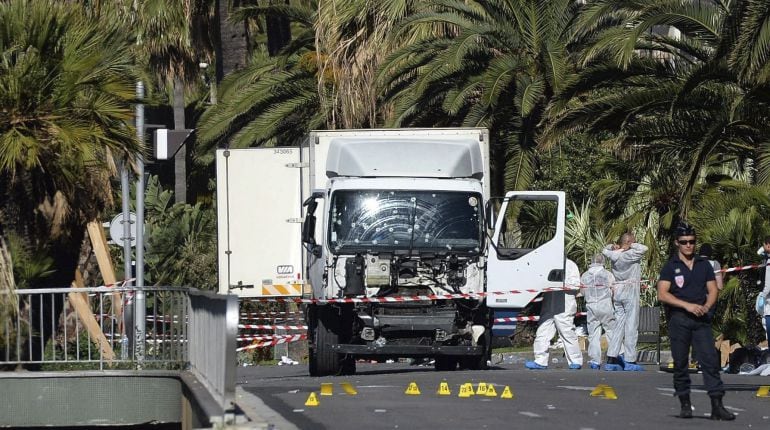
left=547, top=269, right=563, bottom=282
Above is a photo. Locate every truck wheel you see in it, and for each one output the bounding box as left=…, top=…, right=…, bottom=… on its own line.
left=308, top=304, right=356, bottom=376
left=459, top=331, right=490, bottom=370
left=434, top=356, right=457, bottom=371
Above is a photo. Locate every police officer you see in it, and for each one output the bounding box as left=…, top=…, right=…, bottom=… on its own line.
left=656, top=223, right=734, bottom=420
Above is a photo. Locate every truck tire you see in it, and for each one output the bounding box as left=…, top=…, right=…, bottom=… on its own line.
left=459, top=331, right=490, bottom=370
left=308, top=304, right=356, bottom=376
left=434, top=356, right=457, bottom=371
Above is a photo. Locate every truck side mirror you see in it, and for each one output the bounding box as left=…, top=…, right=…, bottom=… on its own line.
left=302, top=192, right=323, bottom=256
left=484, top=199, right=497, bottom=230
left=302, top=214, right=316, bottom=245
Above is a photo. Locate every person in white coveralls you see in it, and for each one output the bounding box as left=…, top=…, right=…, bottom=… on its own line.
left=580, top=253, right=617, bottom=370
left=602, top=233, right=648, bottom=371
left=525, top=259, right=583, bottom=370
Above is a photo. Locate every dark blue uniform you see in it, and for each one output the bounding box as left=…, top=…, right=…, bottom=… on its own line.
left=659, top=255, right=724, bottom=396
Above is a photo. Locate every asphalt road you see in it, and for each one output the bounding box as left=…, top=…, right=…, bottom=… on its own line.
left=237, top=362, right=770, bottom=430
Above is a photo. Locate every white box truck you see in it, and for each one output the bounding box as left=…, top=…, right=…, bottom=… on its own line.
left=216, top=128, right=566, bottom=376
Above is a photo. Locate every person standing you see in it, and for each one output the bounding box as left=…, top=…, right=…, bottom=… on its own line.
left=757, top=237, right=770, bottom=348
left=602, top=232, right=648, bottom=371
left=580, top=254, right=617, bottom=370
left=657, top=223, right=734, bottom=420
left=525, top=259, right=583, bottom=370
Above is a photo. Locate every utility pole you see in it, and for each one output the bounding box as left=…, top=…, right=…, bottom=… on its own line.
left=120, top=159, right=133, bottom=359
left=135, top=81, right=146, bottom=365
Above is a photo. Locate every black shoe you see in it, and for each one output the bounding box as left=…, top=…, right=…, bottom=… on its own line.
left=678, top=395, right=692, bottom=419
left=710, top=396, right=736, bottom=421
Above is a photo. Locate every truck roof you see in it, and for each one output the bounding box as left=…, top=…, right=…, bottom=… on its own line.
left=325, top=138, right=483, bottom=179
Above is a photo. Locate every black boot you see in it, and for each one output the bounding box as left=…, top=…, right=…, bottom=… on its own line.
left=678, top=394, right=692, bottom=418
left=710, top=396, right=736, bottom=421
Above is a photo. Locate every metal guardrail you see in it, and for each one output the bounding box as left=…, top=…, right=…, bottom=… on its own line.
left=188, top=289, right=238, bottom=410
left=0, top=286, right=237, bottom=412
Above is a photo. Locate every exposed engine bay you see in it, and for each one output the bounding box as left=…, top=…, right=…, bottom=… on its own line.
left=325, top=253, right=489, bottom=354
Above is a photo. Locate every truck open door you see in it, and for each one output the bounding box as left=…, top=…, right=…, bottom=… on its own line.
left=486, top=191, right=566, bottom=333
left=215, top=148, right=305, bottom=297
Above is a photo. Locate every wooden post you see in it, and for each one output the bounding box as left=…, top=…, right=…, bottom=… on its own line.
left=86, top=221, right=122, bottom=325
left=70, top=270, right=116, bottom=361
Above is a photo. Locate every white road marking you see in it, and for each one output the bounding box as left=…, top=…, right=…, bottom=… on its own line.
left=519, top=412, right=542, bottom=418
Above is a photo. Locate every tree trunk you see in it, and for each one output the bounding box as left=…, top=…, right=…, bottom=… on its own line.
left=215, top=0, right=249, bottom=83
left=266, top=0, right=291, bottom=56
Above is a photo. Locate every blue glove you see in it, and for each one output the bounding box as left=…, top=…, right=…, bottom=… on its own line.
left=757, top=295, right=766, bottom=314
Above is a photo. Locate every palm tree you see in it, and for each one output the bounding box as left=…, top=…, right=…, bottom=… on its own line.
left=544, top=0, right=770, bottom=216
left=93, top=0, right=216, bottom=204
left=196, top=1, right=324, bottom=153
left=196, top=0, right=426, bottom=154
left=0, top=0, right=141, bottom=362
left=380, top=0, right=577, bottom=195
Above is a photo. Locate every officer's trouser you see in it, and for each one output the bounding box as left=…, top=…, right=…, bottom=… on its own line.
left=668, top=311, right=724, bottom=396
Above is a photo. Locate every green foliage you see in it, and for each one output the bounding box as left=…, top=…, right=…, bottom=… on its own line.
left=143, top=176, right=217, bottom=289
left=380, top=0, right=576, bottom=194
left=5, top=232, right=55, bottom=289
left=531, top=134, right=607, bottom=206
left=0, top=0, right=142, bottom=294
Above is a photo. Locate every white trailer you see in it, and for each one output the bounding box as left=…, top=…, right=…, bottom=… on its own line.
left=216, top=128, right=565, bottom=375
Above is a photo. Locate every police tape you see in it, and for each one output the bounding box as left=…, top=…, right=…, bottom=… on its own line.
left=493, top=312, right=587, bottom=323
left=239, top=311, right=303, bottom=317
left=238, top=324, right=308, bottom=330
left=236, top=334, right=307, bottom=351
left=236, top=334, right=304, bottom=342
left=238, top=260, right=768, bottom=305
left=106, top=278, right=136, bottom=288
left=243, top=286, right=580, bottom=305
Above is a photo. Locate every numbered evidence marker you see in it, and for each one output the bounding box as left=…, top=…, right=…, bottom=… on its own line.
left=405, top=382, right=421, bottom=395
left=437, top=381, right=451, bottom=396
left=476, top=382, right=488, bottom=395
left=485, top=384, right=498, bottom=397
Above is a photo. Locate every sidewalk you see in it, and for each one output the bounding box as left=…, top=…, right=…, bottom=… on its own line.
left=491, top=349, right=671, bottom=368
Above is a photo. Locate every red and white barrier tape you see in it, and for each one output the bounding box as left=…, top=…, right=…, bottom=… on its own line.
left=237, top=334, right=304, bottom=342
left=494, top=311, right=587, bottom=323
left=238, top=324, right=308, bottom=330
left=244, top=286, right=579, bottom=305
left=236, top=334, right=307, bottom=351
left=105, top=278, right=136, bottom=288
left=237, top=261, right=768, bottom=305
left=239, top=311, right=303, bottom=317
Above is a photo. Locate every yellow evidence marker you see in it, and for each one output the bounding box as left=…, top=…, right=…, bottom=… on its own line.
left=476, top=382, right=488, bottom=395
left=463, top=382, right=475, bottom=395
left=590, top=384, right=609, bottom=397
left=320, top=382, right=333, bottom=396
left=500, top=386, right=514, bottom=399
left=340, top=382, right=358, bottom=395
left=756, top=386, right=770, bottom=398
left=405, top=382, right=421, bottom=395
left=437, top=381, right=451, bottom=396
left=602, top=386, right=618, bottom=400
left=458, top=384, right=472, bottom=398
left=485, top=385, right=498, bottom=397
left=305, top=392, right=320, bottom=407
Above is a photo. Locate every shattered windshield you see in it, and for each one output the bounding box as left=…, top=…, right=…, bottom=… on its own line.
left=328, top=190, right=483, bottom=254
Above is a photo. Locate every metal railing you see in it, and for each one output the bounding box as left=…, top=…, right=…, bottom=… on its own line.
left=1, top=286, right=237, bottom=411
left=188, top=288, right=238, bottom=410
